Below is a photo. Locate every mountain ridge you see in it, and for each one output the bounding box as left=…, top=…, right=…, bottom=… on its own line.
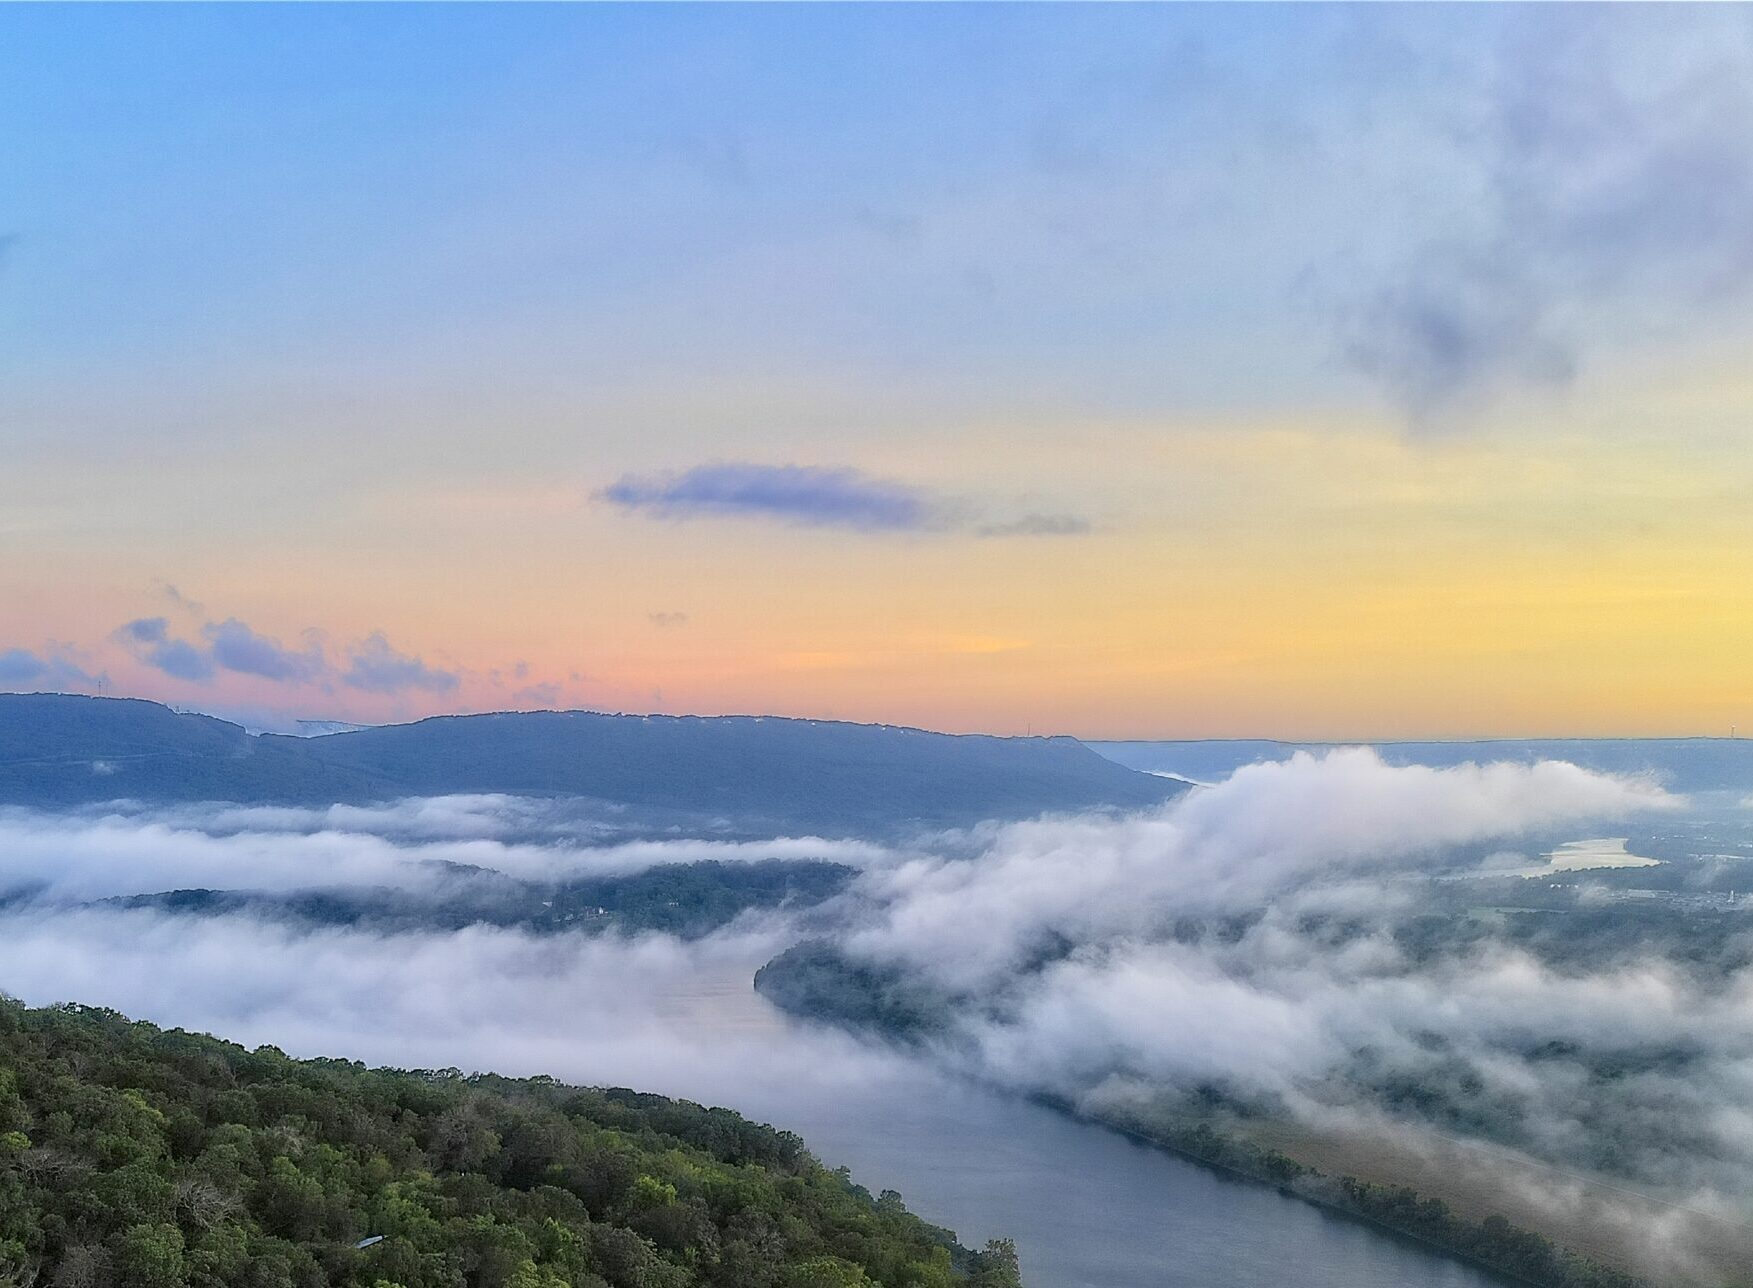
left=0, top=693, right=1185, bottom=832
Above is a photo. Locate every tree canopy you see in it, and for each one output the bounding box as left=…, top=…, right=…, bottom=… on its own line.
left=0, top=1000, right=1023, bottom=1288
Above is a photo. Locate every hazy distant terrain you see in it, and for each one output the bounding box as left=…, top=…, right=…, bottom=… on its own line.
left=0, top=695, right=1182, bottom=834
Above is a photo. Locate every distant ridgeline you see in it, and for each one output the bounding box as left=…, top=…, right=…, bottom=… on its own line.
left=0, top=999, right=1024, bottom=1288
left=0, top=694, right=1183, bottom=834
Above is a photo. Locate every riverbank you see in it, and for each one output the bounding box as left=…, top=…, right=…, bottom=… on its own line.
left=1070, top=1095, right=1652, bottom=1288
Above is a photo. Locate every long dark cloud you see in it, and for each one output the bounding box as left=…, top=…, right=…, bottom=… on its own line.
left=602, top=463, right=935, bottom=532
left=602, top=461, right=1091, bottom=539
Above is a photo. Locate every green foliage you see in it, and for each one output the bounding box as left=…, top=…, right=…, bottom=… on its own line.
left=0, top=1000, right=1022, bottom=1288
left=1330, top=1180, right=1644, bottom=1288
left=752, top=943, right=955, bottom=1039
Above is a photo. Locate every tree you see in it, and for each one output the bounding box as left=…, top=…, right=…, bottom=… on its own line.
left=116, top=1223, right=187, bottom=1288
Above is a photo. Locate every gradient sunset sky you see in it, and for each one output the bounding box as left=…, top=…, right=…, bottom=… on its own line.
left=5, top=4, right=1753, bottom=738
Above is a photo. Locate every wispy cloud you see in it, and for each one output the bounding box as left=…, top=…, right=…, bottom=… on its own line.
left=116, top=618, right=214, bottom=682
left=155, top=581, right=204, bottom=616
left=111, top=613, right=458, bottom=698
left=975, top=513, right=1092, bottom=538
left=342, top=631, right=459, bottom=695
left=1320, top=8, right=1753, bottom=424
left=203, top=618, right=324, bottom=683
left=0, top=645, right=98, bottom=692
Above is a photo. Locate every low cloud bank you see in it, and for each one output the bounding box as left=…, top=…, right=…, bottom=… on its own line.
left=804, top=752, right=1753, bottom=1279
left=0, top=912, right=914, bottom=1118
left=0, top=796, right=888, bottom=903
left=852, top=750, right=1674, bottom=990
left=0, top=749, right=1743, bottom=1280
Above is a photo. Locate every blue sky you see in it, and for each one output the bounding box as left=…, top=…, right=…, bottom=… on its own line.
left=6, top=5, right=1753, bottom=737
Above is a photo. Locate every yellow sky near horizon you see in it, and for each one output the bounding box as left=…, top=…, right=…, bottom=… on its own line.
left=8, top=347, right=1753, bottom=740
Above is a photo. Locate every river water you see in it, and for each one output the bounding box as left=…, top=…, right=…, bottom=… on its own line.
left=638, top=958, right=1504, bottom=1288
left=752, top=1072, right=1502, bottom=1288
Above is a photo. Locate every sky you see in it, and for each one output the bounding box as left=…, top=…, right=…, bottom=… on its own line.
left=5, top=3, right=1753, bottom=739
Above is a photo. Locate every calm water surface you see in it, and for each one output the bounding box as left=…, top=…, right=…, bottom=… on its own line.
left=673, top=963, right=1503, bottom=1288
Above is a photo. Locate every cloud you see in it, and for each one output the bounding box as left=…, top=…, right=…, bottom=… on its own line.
left=1330, top=248, right=1577, bottom=421
left=155, top=582, right=204, bottom=616
left=649, top=611, right=690, bottom=628
left=0, top=795, right=909, bottom=1112
left=601, top=463, right=934, bottom=532
left=974, top=513, right=1092, bottom=538
left=342, top=631, right=460, bottom=695
left=108, top=608, right=464, bottom=699
left=0, top=910, right=912, bottom=1121
left=1321, top=8, right=1753, bottom=423
left=119, top=617, right=169, bottom=644
left=568, top=748, right=1733, bottom=1277
left=0, top=797, right=890, bottom=905
left=0, top=645, right=97, bottom=691
left=113, top=620, right=215, bottom=682
left=104, top=613, right=487, bottom=704
left=602, top=463, right=1095, bottom=541
left=203, top=617, right=324, bottom=683
left=851, top=749, right=1675, bottom=992
left=768, top=750, right=1753, bottom=1277
left=514, top=681, right=562, bottom=707
left=143, top=638, right=215, bottom=682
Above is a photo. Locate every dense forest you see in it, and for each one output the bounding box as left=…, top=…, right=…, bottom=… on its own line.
left=0, top=1000, right=1023, bottom=1288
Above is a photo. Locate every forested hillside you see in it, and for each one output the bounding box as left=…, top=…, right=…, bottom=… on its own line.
left=0, top=1000, right=1022, bottom=1288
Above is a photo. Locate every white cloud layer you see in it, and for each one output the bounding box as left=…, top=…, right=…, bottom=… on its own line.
left=0, top=797, right=887, bottom=903
left=0, top=750, right=1743, bottom=1280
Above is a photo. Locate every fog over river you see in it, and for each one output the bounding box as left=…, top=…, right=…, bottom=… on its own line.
left=0, top=921, right=1497, bottom=1287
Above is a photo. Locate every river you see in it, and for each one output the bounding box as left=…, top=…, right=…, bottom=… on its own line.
left=633, top=955, right=1505, bottom=1288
